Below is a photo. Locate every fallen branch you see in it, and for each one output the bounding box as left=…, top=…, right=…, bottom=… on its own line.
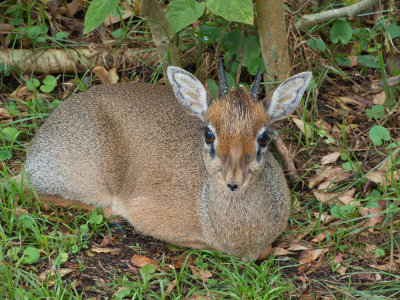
left=271, top=130, right=300, bottom=184
left=295, top=0, right=379, bottom=30
left=0, top=45, right=156, bottom=74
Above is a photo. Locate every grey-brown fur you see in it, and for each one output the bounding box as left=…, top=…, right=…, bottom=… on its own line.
left=25, top=67, right=312, bottom=260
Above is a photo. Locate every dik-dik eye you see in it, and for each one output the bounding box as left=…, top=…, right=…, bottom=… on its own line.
left=204, top=127, right=215, bottom=144
left=257, top=132, right=269, bottom=147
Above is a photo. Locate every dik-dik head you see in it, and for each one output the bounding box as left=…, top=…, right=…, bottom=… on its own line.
left=168, top=63, right=312, bottom=192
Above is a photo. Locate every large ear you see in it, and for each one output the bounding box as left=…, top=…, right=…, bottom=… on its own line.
left=267, top=72, right=312, bottom=123
left=167, top=66, right=209, bottom=120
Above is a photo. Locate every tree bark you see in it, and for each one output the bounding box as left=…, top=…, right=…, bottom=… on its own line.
left=255, top=0, right=290, bottom=90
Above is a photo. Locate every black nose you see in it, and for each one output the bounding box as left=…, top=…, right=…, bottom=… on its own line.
left=227, top=183, right=238, bottom=191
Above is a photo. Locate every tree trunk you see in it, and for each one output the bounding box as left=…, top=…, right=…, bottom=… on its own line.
left=255, top=0, right=289, bottom=90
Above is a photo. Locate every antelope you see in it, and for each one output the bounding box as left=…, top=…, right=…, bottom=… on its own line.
left=24, top=62, right=312, bottom=260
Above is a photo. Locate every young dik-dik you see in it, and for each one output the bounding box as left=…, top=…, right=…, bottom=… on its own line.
left=25, top=63, right=311, bottom=260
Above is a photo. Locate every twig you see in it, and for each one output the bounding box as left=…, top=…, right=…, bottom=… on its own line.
left=295, top=0, right=380, bottom=30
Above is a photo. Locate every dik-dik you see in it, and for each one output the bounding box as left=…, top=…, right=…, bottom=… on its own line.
left=25, top=63, right=311, bottom=260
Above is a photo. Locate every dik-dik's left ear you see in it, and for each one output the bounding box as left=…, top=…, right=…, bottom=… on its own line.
left=266, top=72, right=312, bottom=123
left=167, top=66, right=209, bottom=120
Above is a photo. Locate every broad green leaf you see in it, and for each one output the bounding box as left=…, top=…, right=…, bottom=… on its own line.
left=369, top=125, right=390, bottom=146
left=307, top=37, right=326, bottom=51
left=226, top=73, right=235, bottom=90
left=83, top=0, right=120, bottom=35
left=7, top=247, right=21, bottom=261
left=375, top=248, right=385, bottom=257
left=89, top=213, right=103, bottom=225
left=55, top=31, right=69, bottom=39
left=22, top=247, right=40, bottom=264
left=357, top=55, right=380, bottom=69
left=40, top=75, right=57, bottom=93
left=206, top=78, right=218, bottom=99
left=17, top=214, right=35, bottom=230
left=198, top=24, right=220, bottom=44
left=335, top=56, right=352, bottom=66
left=207, top=0, right=253, bottom=24
left=330, top=20, right=352, bottom=44
left=166, top=0, right=205, bottom=34
left=242, top=36, right=260, bottom=67
left=2, top=127, right=18, bottom=141
left=366, top=105, right=386, bottom=119
left=140, top=263, right=156, bottom=275
left=387, top=23, right=400, bottom=39
left=221, top=29, right=241, bottom=57
left=0, top=149, right=12, bottom=160
left=26, top=78, right=40, bottom=91
left=247, top=57, right=265, bottom=76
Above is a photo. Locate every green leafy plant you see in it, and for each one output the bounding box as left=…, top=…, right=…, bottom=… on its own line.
left=83, top=0, right=121, bottom=34
left=369, top=125, right=391, bottom=146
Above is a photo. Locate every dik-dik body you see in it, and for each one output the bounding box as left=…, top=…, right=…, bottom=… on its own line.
left=25, top=64, right=311, bottom=260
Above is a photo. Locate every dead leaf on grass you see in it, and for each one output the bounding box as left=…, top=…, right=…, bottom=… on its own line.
left=287, top=242, right=309, bottom=251
left=9, top=85, right=33, bottom=101
left=58, top=0, right=84, bottom=17
left=311, top=228, right=335, bottom=243
left=365, top=170, right=399, bottom=186
left=272, top=247, right=295, bottom=256
left=360, top=207, right=384, bottom=232
left=165, top=279, right=177, bottom=296
left=39, top=268, right=74, bottom=286
left=317, top=167, right=353, bottom=190
left=336, top=265, right=348, bottom=275
left=313, top=191, right=338, bottom=204
left=92, top=66, right=109, bottom=84
left=313, top=212, right=333, bottom=224
left=189, top=266, right=212, bottom=282
left=334, top=253, right=343, bottom=264
left=99, top=234, right=115, bottom=247
left=91, top=246, right=120, bottom=255
left=321, top=152, right=341, bottom=165
left=169, top=253, right=194, bottom=269
left=354, top=273, right=376, bottom=281
left=131, top=254, right=160, bottom=271
left=292, top=117, right=312, bottom=136
left=370, top=262, right=400, bottom=273
left=108, top=68, right=119, bottom=84
left=299, top=248, right=329, bottom=264
left=372, top=91, right=386, bottom=105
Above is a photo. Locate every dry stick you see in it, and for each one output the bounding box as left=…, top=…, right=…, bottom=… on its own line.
left=270, top=129, right=300, bottom=184
left=296, top=0, right=380, bottom=30
left=0, top=46, right=155, bottom=74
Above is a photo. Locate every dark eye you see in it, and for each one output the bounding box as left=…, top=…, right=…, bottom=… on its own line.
left=257, top=132, right=269, bottom=147
left=204, top=127, right=215, bottom=144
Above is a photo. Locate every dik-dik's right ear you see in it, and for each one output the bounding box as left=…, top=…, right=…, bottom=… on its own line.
left=168, top=66, right=209, bottom=120
left=267, top=72, right=312, bottom=123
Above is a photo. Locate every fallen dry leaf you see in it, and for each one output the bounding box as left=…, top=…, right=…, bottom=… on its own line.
left=317, top=167, right=353, bottom=190
left=58, top=0, right=84, bottom=17
left=92, top=66, right=109, bottom=84
left=131, top=255, right=160, bottom=271
left=272, top=247, right=295, bottom=256
left=99, top=234, right=115, bottom=247
left=321, top=152, right=341, bottom=165
left=91, top=246, right=120, bottom=255
left=39, top=268, right=74, bottom=286
left=299, top=248, right=329, bottom=264
left=9, top=85, right=34, bottom=101
left=365, top=170, right=399, bottom=186
left=108, top=68, right=119, bottom=84
left=334, top=253, right=343, bottom=264
left=165, top=279, right=177, bottom=296
left=287, top=242, right=309, bottom=251
left=0, top=23, right=15, bottom=34
left=313, top=191, right=338, bottom=204
left=354, top=273, right=376, bottom=281
left=127, top=263, right=139, bottom=274
left=309, top=166, right=334, bottom=189
left=314, top=212, right=334, bottom=224
left=311, top=228, right=335, bottom=243
left=360, top=207, right=384, bottom=232
left=372, top=90, right=386, bottom=105
left=103, top=9, right=133, bottom=26
left=292, top=117, right=312, bottom=136
left=336, top=265, right=348, bottom=275
left=169, top=254, right=194, bottom=269
left=189, top=266, right=212, bottom=282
